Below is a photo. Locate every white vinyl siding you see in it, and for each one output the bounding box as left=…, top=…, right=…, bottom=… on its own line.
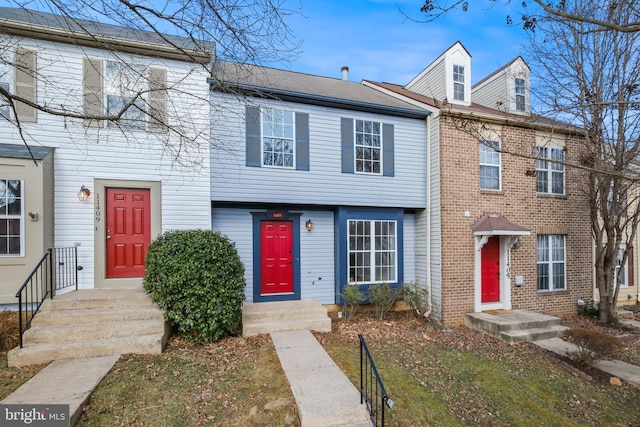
left=0, top=36, right=211, bottom=288
left=210, top=94, right=428, bottom=209
left=537, top=235, right=566, bottom=291
left=479, top=140, right=500, bottom=190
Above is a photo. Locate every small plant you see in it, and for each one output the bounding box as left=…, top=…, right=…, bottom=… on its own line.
left=368, top=283, right=397, bottom=320
left=143, top=229, right=246, bottom=343
left=577, top=299, right=599, bottom=318
left=563, top=327, right=623, bottom=368
left=341, top=284, right=365, bottom=322
left=399, top=282, right=429, bottom=319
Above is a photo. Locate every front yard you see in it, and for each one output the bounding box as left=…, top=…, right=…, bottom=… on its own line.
left=1, top=310, right=639, bottom=426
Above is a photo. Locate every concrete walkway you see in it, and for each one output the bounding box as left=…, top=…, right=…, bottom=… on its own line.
left=1, top=355, right=119, bottom=426
left=535, top=328, right=640, bottom=389
left=270, top=330, right=371, bottom=427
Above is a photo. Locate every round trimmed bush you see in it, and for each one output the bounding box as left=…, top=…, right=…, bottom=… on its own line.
left=143, top=229, right=246, bottom=343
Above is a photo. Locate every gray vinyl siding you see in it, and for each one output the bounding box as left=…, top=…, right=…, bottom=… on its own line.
left=472, top=71, right=507, bottom=110
left=211, top=207, right=336, bottom=304
left=429, top=116, right=443, bottom=319
left=406, top=58, right=446, bottom=101
left=210, top=93, right=427, bottom=209
left=403, top=213, right=416, bottom=284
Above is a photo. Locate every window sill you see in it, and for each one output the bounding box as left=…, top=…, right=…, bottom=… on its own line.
left=480, top=189, right=504, bottom=196
left=537, top=192, right=567, bottom=199
left=537, top=289, right=569, bottom=295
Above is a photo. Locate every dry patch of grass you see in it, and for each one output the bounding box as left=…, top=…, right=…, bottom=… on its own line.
left=78, top=334, right=298, bottom=426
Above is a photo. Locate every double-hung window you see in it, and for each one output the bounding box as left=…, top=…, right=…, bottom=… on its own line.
left=105, top=61, right=146, bottom=129
left=453, top=65, right=465, bottom=101
left=262, top=108, right=294, bottom=168
left=479, top=140, right=500, bottom=190
left=0, top=179, right=23, bottom=256
left=348, top=220, right=397, bottom=284
left=355, top=120, right=381, bottom=174
left=515, top=77, right=526, bottom=112
left=537, top=235, right=566, bottom=291
left=536, top=147, right=565, bottom=195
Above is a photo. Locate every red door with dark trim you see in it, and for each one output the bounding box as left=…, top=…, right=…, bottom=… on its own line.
left=106, top=188, right=151, bottom=278
left=481, top=236, right=500, bottom=303
left=260, top=221, right=293, bottom=295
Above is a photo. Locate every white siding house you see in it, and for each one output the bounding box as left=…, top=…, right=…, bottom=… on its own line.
left=210, top=61, right=430, bottom=304
left=0, top=8, right=213, bottom=303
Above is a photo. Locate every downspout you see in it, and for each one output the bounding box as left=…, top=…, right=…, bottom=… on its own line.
left=424, top=114, right=433, bottom=318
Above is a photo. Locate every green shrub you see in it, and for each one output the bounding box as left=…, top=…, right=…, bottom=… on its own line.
left=341, top=284, right=365, bottom=322
left=368, top=283, right=397, bottom=320
left=399, top=282, right=429, bottom=319
left=143, top=229, right=246, bottom=343
left=563, top=327, right=623, bottom=368
left=577, top=299, right=599, bottom=318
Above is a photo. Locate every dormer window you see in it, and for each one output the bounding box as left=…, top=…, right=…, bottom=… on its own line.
left=453, top=65, right=465, bottom=101
left=515, top=77, right=526, bottom=112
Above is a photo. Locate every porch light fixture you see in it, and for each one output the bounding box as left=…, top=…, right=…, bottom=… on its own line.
left=305, top=219, right=313, bottom=232
left=77, top=185, right=91, bottom=201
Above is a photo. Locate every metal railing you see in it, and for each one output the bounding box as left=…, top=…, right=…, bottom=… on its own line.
left=359, top=333, right=394, bottom=426
left=15, top=247, right=78, bottom=348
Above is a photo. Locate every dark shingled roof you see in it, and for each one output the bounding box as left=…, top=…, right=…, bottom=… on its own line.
left=211, top=60, right=430, bottom=120
left=471, top=213, right=530, bottom=235
left=0, top=7, right=214, bottom=62
left=0, top=143, right=54, bottom=160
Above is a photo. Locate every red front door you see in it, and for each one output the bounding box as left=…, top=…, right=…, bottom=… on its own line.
left=481, top=236, right=500, bottom=303
left=106, top=188, right=151, bottom=278
left=260, top=221, right=294, bottom=295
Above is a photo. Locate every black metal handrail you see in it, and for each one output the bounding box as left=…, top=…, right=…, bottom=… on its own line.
left=359, top=333, right=394, bottom=426
left=15, top=247, right=78, bottom=348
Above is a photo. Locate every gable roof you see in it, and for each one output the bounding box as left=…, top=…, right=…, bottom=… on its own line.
left=406, top=41, right=471, bottom=89
left=211, top=60, right=430, bottom=120
left=472, top=56, right=530, bottom=90
left=0, top=7, right=213, bottom=64
left=365, top=80, right=578, bottom=132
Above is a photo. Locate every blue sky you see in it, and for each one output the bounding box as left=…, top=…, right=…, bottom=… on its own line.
left=277, top=0, right=530, bottom=86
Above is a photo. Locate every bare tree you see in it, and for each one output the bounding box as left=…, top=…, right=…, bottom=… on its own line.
left=0, top=0, right=299, bottom=164
left=525, top=0, right=640, bottom=323
left=413, top=0, right=640, bottom=33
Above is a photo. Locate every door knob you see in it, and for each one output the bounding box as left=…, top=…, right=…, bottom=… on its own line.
left=106, top=236, right=111, bottom=240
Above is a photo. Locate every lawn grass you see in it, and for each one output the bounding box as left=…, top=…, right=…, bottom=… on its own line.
left=78, top=335, right=298, bottom=426
left=316, top=315, right=640, bottom=426
left=0, top=356, right=44, bottom=400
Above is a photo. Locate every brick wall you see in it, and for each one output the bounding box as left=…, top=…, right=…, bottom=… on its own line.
left=437, top=116, right=592, bottom=326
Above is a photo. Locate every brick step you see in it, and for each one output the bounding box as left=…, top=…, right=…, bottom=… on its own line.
left=23, top=319, right=168, bottom=344
left=499, top=325, right=568, bottom=345
left=7, top=334, right=164, bottom=367
left=32, top=306, right=164, bottom=326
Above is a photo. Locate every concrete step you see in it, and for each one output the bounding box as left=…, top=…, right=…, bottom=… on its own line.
left=47, top=288, right=155, bottom=310
left=499, top=325, right=568, bottom=345
left=617, top=309, right=634, bottom=320
left=32, top=306, right=164, bottom=326
left=242, top=300, right=332, bottom=336
left=7, top=334, right=164, bottom=367
left=23, top=319, right=168, bottom=344
left=464, top=310, right=565, bottom=344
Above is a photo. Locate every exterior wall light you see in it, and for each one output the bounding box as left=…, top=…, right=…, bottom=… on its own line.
left=77, top=185, right=91, bottom=201
left=305, top=219, right=313, bottom=232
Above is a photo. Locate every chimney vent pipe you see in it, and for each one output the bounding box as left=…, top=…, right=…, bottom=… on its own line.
left=341, top=66, right=349, bottom=81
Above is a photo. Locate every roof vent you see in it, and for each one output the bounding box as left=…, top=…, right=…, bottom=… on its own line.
left=341, top=66, right=349, bottom=81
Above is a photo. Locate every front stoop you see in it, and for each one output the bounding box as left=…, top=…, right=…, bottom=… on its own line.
left=464, top=310, right=567, bottom=344
left=7, top=288, right=170, bottom=367
left=242, top=300, right=332, bottom=336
